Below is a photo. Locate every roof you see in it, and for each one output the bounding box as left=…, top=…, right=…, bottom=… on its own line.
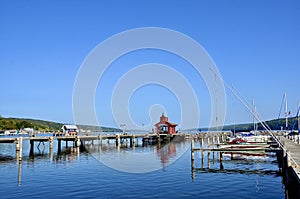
left=155, top=121, right=178, bottom=127
left=62, top=125, right=78, bottom=130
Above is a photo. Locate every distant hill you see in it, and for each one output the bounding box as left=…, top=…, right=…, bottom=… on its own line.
left=0, top=116, right=121, bottom=132
left=1, top=116, right=298, bottom=133
left=222, top=117, right=299, bottom=132
left=188, top=117, right=299, bottom=132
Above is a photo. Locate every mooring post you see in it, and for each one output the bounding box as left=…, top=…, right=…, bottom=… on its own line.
left=16, top=137, right=22, bottom=162
left=29, top=140, right=34, bottom=157
left=130, top=135, right=134, bottom=147
left=75, top=137, right=81, bottom=147
left=58, top=140, right=61, bottom=153
left=99, top=134, right=102, bottom=146
left=49, top=137, right=53, bottom=150
left=115, top=134, right=120, bottom=146
left=207, top=137, right=210, bottom=148
left=191, top=139, right=195, bottom=171
left=201, top=150, right=204, bottom=169
left=207, top=151, right=211, bottom=169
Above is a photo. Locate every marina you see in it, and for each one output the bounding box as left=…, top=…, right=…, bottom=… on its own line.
left=1, top=115, right=300, bottom=198
left=190, top=131, right=300, bottom=190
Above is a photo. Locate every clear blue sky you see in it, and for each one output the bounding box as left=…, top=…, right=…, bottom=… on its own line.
left=1, top=0, right=299, bottom=129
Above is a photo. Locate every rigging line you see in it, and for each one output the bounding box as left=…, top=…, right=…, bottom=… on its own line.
left=276, top=94, right=285, bottom=129
left=209, top=68, right=297, bottom=166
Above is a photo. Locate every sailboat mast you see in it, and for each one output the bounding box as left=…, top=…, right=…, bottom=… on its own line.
left=298, top=101, right=300, bottom=131
left=285, top=92, right=288, bottom=130
left=252, top=98, right=255, bottom=131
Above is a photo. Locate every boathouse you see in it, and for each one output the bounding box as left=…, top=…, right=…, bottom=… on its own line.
left=155, top=113, right=177, bottom=134
left=61, top=125, right=78, bottom=135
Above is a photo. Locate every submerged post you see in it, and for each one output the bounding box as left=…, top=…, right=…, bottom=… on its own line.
left=18, top=160, right=22, bottom=186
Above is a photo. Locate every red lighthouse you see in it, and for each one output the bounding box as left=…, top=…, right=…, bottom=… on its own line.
left=154, top=113, right=178, bottom=134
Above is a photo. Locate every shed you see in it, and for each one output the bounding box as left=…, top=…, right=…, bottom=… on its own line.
left=154, top=113, right=178, bottom=134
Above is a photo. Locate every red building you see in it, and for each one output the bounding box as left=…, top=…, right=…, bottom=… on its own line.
left=155, top=113, right=178, bottom=134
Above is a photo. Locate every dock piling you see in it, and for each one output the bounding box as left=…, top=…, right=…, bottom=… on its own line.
left=191, top=139, right=195, bottom=171
left=16, top=137, right=22, bottom=162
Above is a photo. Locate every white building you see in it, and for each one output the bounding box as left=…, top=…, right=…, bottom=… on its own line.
left=61, top=125, right=78, bottom=135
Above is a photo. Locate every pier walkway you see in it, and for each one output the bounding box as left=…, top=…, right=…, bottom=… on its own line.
left=278, top=136, right=300, bottom=183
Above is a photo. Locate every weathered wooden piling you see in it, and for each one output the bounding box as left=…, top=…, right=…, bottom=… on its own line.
left=115, top=134, right=120, bottom=146
left=18, top=161, right=22, bottom=186
left=191, top=139, right=195, bottom=171
left=16, top=137, right=22, bottom=162
left=49, top=137, right=53, bottom=150
left=29, top=140, right=34, bottom=156
left=75, top=137, right=81, bottom=147
left=58, top=140, right=61, bottom=153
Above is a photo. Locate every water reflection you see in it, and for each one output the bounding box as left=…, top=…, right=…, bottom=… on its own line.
left=83, top=139, right=190, bottom=173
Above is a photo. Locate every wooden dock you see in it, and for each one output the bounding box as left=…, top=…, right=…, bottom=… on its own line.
left=0, top=133, right=186, bottom=161
left=277, top=136, right=300, bottom=184
left=191, top=133, right=300, bottom=185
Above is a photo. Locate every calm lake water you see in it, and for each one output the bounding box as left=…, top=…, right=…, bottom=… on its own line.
left=0, top=134, right=291, bottom=199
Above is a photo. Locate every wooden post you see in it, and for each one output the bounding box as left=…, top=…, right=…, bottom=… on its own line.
left=49, top=137, right=53, bottom=150
left=130, top=135, right=134, bottom=147
left=18, top=160, right=22, bottom=186
left=75, top=137, right=81, bottom=147
left=16, top=137, right=22, bottom=162
left=207, top=151, right=210, bottom=168
left=58, top=140, right=61, bottom=153
left=191, top=140, right=195, bottom=171
left=219, top=152, right=224, bottom=170
left=29, top=140, right=34, bottom=157
left=219, top=152, right=223, bottom=161
left=201, top=150, right=204, bottom=169
left=115, top=134, right=120, bottom=146
left=99, top=134, right=102, bottom=146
